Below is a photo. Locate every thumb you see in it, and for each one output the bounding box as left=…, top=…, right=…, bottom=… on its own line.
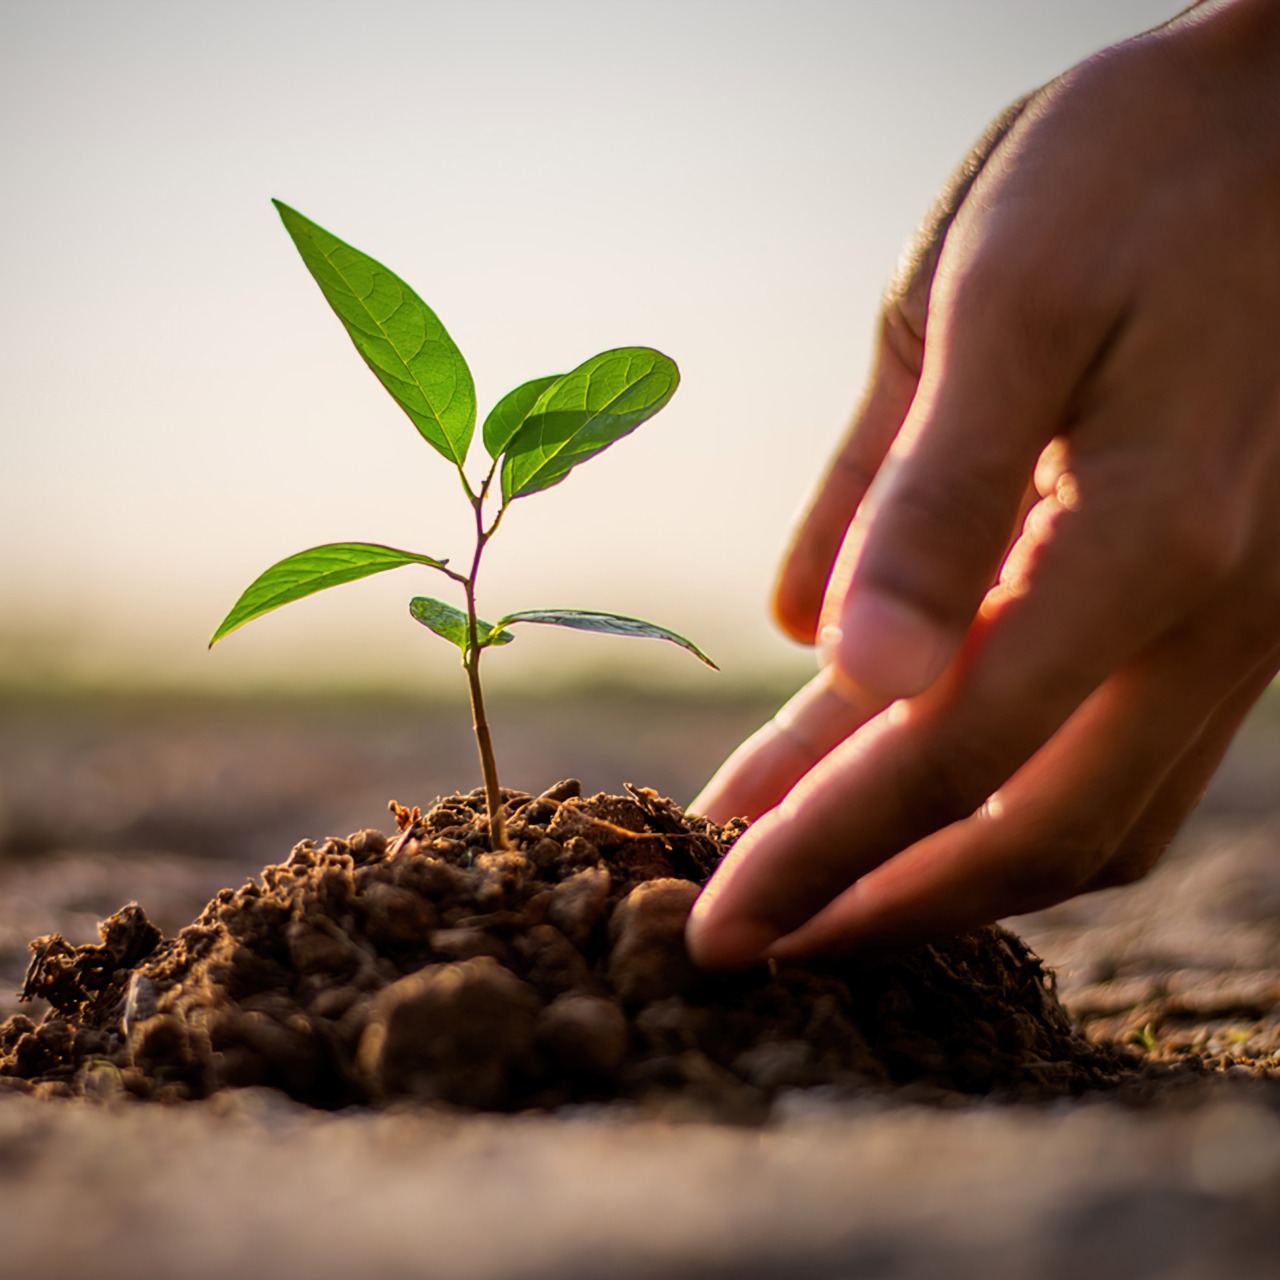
left=774, top=94, right=1038, bottom=646
left=823, top=257, right=1106, bottom=699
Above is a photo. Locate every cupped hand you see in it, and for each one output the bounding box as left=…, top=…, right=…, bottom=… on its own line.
left=689, top=0, right=1280, bottom=968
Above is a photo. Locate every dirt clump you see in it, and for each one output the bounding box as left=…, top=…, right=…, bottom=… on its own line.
left=0, top=783, right=1126, bottom=1111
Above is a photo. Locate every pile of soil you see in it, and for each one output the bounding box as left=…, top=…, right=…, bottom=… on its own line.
left=0, top=782, right=1128, bottom=1112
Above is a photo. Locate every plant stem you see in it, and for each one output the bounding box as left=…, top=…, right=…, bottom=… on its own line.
left=463, top=488, right=509, bottom=850
left=462, top=639, right=508, bottom=850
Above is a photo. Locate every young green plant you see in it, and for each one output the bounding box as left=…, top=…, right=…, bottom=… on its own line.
left=211, top=201, right=715, bottom=850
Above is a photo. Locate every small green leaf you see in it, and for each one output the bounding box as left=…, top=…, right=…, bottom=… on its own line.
left=495, top=608, right=716, bottom=668
left=274, top=200, right=476, bottom=467
left=482, top=374, right=564, bottom=460
left=410, top=597, right=513, bottom=651
left=211, top=543, right=449, bottom=646
left=500, top=348, right=679, bottom=501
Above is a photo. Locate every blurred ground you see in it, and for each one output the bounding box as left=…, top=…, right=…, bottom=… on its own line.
left=1, top=687, right=1279, bottom=1278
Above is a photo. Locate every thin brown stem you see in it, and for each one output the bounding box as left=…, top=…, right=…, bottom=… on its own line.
left=463, top=638, right=508, bottom=850
left=462, top=489, right=509, bottom=850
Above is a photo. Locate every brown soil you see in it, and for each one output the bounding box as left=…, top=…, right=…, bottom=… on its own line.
left=0, top=782, right=1129, bottom=1112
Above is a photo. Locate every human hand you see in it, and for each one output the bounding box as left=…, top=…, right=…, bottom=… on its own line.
left=688, top=0, right=1280, bottom=968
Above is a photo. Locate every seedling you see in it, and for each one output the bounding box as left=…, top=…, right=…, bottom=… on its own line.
left=211, top=202, right=715, bottom=849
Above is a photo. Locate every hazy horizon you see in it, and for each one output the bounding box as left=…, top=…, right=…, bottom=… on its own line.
left=1, top=0, right=1177, bottom=694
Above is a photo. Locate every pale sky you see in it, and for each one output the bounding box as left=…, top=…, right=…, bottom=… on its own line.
left=0, top=0, right=1177, bottom=692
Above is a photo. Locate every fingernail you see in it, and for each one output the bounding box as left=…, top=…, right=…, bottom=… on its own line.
left=686, top=905, right=780, bottom=970
left=832, top=590, right=952, bottom=697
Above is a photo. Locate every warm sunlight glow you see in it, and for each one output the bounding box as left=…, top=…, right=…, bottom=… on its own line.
left=0, top=0, right=1178, bottom=692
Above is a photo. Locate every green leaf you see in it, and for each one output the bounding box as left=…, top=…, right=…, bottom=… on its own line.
left=482, top=373, right=564, bottom=460
left=500, top=348, right=679, bottom=501
left=409, top=597, right=513, bottom=651
left=273, top=200, right=476, bottom=467
left=495, top=608, right=716, bottom=669
left=211, top=543, right=449, bottom=646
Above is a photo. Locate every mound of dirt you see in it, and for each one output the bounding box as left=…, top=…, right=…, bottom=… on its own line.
left=0, top=782, right=1126, bottom=1111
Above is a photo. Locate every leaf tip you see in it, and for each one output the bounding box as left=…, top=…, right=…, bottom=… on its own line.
left=272, top=199, right=307, bottom=234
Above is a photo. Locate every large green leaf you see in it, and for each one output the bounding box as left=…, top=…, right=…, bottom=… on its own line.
left=274, top=200, right=476, bottom=467
left=481, top=373, right=564, bottom=460
left=500, top=348, right=679, bottom=500
left=495, top=608, right=716, bottom=668
left=211, top=543, right=449, bottom=645
left=409, top=597, right=512, bottom=651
